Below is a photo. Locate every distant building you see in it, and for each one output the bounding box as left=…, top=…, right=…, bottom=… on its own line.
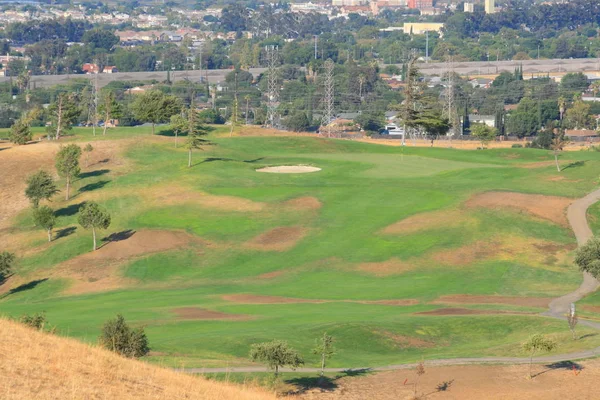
left=464, top=2, right=474, bottom=12
left=485, top=0, right=495, bottom=13
left=564, top=129, right=598, bottom=139
left=469, top=114, right=496, bottom=128
left=403, top=22, right=444, bottom=35
left=82, top=63, right=100, bottom=74
left=102, top=66, right=118, bottom=74
left=407, top=0, right=433, bottom=9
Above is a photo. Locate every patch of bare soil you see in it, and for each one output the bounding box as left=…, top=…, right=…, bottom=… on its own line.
left=245, top=227, right=307, bottom=252
left=357, top=299, right=419, bottom=306
left=431, top=240, right=501, bottom=266
left=172, top=307, right=251, bottom=320
left=357, top=258, right=419, bottom=276
left=581, top=305, right=600, bottom=313
left=54, top=230, right=198, bottom=294
left=415, top=307, right=533, bottom=316
left=432, top=295, right=552, bottom=308
left=256, top=165, right=321, bottom=174
left=382, top=210, right=473, bottom=235
left=221, top=294, right=324, bottom=304
left=256, top=270, right=286, bottom=280
left=375, top=330, right=435, bottom=348
left=464, top=191, right=573, bottom=226
left=518, top=160, right=557, bottom=169
left=282, top=196, right=322, bottom=210
left=299, top=361, right=600, bottom=400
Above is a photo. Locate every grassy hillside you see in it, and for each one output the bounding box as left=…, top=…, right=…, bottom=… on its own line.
left=2, top=127, right=600, bottom=369
left=0, top=318, right=274, bottom=399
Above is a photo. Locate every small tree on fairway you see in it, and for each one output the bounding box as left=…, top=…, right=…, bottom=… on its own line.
left=25, top=171, right=58, bottom=208
left=0, top=251, right=15, bottom=283
left=471, top=124, right=497, bottom=148
left=169, top=113, right=186, bottom=148
left=78, top=202, right=111, bottom=251
left=183, top=102, right=210, bottom=167
left=9, top=119, right=31, bottom=145
left=249, top=340, right=304, bottom=377
left=574, top=237, right=600, bottom=279
left=98, top=90, right=123, bottom=136
left=312, top=332, right=335, bottom=378
left=55, top=144, right=81, bottom=200
left=47, top=93, right=80, bottom=140
left=413, top=361, right=426, bottom=398
left=522, top=334, right=557, bottom=379
left=551, top=131, right=569, bottom=172
left=99, top=314, right=149, bottom=358
left=83, top=143, right=94, bottom=168
left=33, top=206, right=56, bottom=242
left=131, top=90, right=181, bottom=135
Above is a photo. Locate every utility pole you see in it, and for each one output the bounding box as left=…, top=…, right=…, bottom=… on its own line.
left=230, top=72, right=238, bottom=137
left=244, top=95, right=251, bottom=125
left=443, top=56, right=459, bottom=144
left=266, top=45, right=279, bottom=128
left=314, top=35, right=318, bottom=60
left=89, top=72, right=98, bottom=136
left=425, top=30, right=429, bottom=63
left=321, top=59, right=335, bottom=138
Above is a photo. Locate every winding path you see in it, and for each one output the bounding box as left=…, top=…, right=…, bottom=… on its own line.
left=183, top=189, right=600, bottom=375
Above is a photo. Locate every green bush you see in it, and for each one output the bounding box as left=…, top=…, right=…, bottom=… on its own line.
left=99, top=314, right=149, bottom=358
left=511, top=144, right=523, bottom=148
left=20, top=312, right=48, bottom=330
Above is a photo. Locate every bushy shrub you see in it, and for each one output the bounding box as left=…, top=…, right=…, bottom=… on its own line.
left=511, top=144, right=523, bottom=148
left=99, top=314, right=149, bottom=358
left=20, top=312, right=48, bottom=331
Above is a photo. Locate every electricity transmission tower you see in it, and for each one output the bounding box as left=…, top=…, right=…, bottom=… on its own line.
left=442, top=56, right=460, bottom=142
left=321, top=59, right=335, bottom=137
left=265, top=45, right=279, bottom=128
left=88, top=72, right=98, bottom=136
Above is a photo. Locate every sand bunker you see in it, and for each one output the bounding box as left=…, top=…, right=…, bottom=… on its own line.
left=245, top=227, right=307, bottom=251
left=432, top=294, right=552, bottom=308
left=465, top=191, right=573, bottom=226
left=382, top=210, right=476, bottom=235
left=172, top=307, right=251, bottom=320
left=416, top=308, right=533, bottom=316
left=53, top=230, right=199, bottom=294
left=256, top=165, right=321, bottom=174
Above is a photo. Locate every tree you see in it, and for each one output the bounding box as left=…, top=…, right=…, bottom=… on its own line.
left=78, top=202, right=111, bottom=251
left=249, top=340, right=304, bottom=377
left=413, top=361, right=426, bottom=398
left=131, top=90, right=181, bottom=134
left=169, top=113, right=186, bottom=148
left=98, top=90, right=123, bottom=136
left=551, top=131, right=569, bottom=172
left=354, top=111, right=386, bottom=134
left=25, top=170, right=58, bottom=208
left=33, top=206, right=56, bottom=242
left=560, top=72, right=589, bottom=93
left=47, top=93, right=80, bottom=140
left=55, top=144, right=81, bottom=201
left=522, top=334, right=557, bottom=379
left=182, top=102, right=210, bottom=168
left=575, top=237, right=600, bottom=279
left=565, top=100, right=591, bottom=129
left=312, top=332, right=335, bottom=378
left=9, top=119, right=31, bottom=145
left=83, top=143, right=94, bottom=168
left=99, top=314, right=149, bottom=358
left=471, top=124, right=497, bottom=148
left=284, top=111, right=310, bottom=132
left=415, top=111, right=451, bottom=147
left=0, top=251, right=15, bottom=282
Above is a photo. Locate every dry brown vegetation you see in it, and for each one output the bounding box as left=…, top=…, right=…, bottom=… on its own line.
left=172, top=307, right=252, bottom=321
left=244, top=227, right=308, bottom=252
left=0, top=318, right=275, bottom=400
left=432, top=295, right=552, bottom=308
left=382, top=210, right=477, bottom=235
left=464, top=191, right=573, bottom=226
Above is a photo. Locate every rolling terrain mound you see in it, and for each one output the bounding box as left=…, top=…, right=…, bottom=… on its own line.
left=0, top=318, right=275, bottom=400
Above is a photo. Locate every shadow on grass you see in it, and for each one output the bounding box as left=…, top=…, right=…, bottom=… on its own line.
left=562, top=161, right=585, bottom=170
left=102, top=229, right=135, bottom=243
left=55, top=202, right=84, bottom=217
left=1, top=278, right=49, bottom=299
left=79, top=180, right=110, bottom=193
left=579, top=333, right=598, bottom=340
left=200, top=157, right=265, bottom=164
left=533, top=360, right=584, bottom=378
left=55, top=226, right=77, bottom=240
left=284, top=369, right=371, bottom=395
left=79, top=169, right=110, bottom=179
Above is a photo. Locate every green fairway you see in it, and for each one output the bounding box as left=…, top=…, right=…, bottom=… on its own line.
left=3, top=127, right=600, bottom=369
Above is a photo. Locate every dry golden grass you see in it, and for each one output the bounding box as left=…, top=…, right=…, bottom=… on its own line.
left=0, top=318, right=276, bottom=400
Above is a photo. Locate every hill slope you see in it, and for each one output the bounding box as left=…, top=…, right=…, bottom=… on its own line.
left=0, top=319, right=274, bottom=400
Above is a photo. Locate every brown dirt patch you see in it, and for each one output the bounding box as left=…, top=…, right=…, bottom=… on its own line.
left=221, top=294, right=324, bottom=304
left=432, top=295, right=552, bottom=308
left=282, top=196, right=322, bottom=210
left=581, top=305, right=600, bottom=314
left=416, top=307, right=533, bottom=316
left=518, top=160, right=556, bottom=169
left=244, top=227, right=307, bottom=252
left=431, top=240, right=501, bottom=266
left=55, top=229, right=199, bottom=294
left=464, top=191, right=573, bottom=226
left=375, top=330, right=434, bottom=348
left=172, top=307, right=251, bottom=320
left=358, top=299, right=419, bottom=306
left=298, top=360, right=600, bottom=400
left=382, top=210, right=475, bottom=235
left=357, top=258, right=419, bottom=276
left=256, top=271, right=286, bottom=280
